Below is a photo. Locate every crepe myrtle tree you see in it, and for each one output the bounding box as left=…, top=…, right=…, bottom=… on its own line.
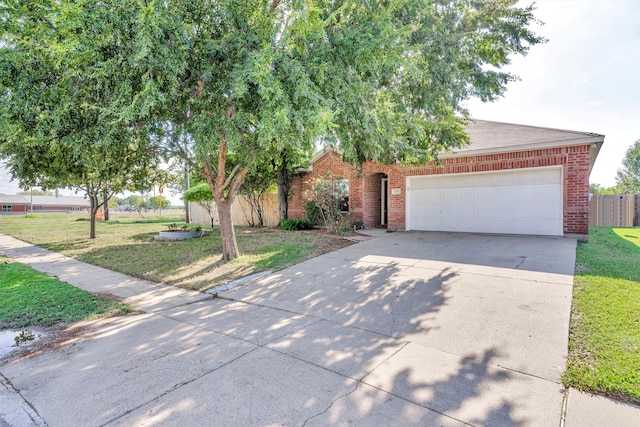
left=2, top=0, right=544, bottom=258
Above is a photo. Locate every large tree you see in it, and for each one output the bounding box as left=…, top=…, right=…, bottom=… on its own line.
left=0, top=0, right=164, bottom=238
left=616, top=139, right=640, bottom=194
left=1, top=0, right=543, bottom=259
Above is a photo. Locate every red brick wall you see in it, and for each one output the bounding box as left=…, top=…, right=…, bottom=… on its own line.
left=2, top=205, right=28, bottom=213
left=289, top=145, right=593, bottom=235
left=362, top=173, right=383, bottom=227
left=563, top=146, right=591, bottom=234
left=288, top=151, right=362, bottom=220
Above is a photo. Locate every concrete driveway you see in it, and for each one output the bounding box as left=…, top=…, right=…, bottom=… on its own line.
left=1, top=232, right=577, bottom=426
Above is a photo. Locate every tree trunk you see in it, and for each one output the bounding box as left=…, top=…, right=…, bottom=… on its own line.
left=216, top=200, right=238, bottom=261
left=89, top=194, right=98, bottom=239
left=103, top=189, right=109, bottom=221
left=201, top=131, right=248, bottom=262
left=277, top=152, right=290, bottom=222
left=184, top=162, right=190, bottom=224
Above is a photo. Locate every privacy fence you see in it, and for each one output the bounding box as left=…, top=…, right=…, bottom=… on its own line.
left=589, top=194, right=640, bottom=227
left=189, top=194, right=280, bottom=227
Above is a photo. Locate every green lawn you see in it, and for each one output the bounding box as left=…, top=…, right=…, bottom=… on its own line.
left=0, top=212, right=351, bottom=291
left=0, top=256, right=131, bottom=328
left=563, top=227, right=640, bottom=404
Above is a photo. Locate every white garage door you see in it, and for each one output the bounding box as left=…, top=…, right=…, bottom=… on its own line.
left=406, top=167, right=563, bottom=236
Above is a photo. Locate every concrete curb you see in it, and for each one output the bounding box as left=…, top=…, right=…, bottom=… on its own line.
left=206, top=270, right=273, bottom=296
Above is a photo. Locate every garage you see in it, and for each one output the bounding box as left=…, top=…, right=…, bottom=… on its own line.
left=406, top=166, right=563, bottom=236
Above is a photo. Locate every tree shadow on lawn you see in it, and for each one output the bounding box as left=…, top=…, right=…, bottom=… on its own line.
left=40, top=238, right=94, bottom=253
left=77, top=233, right=325, bottom=291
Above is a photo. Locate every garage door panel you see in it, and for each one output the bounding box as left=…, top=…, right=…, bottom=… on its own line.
left=407, top=167, right=562, bottom=236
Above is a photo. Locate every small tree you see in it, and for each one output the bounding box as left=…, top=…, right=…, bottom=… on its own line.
left=183, top=183, right=217, bottom=228
left=616, top=140, right=640, bottom=194
left=304, top=173, right=346, bottom=234
left=241, top=161, right=276, bottom=227
left=148, top=196, right=170, bottom=211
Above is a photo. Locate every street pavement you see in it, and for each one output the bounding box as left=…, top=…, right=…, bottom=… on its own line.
left=1, top=231, right=638, bottom=426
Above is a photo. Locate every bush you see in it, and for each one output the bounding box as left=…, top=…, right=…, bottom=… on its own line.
left=305, top=200, right=322, bottom=225
left=281, top=218, right=314, bottom=231
left=351, top=218, right=364, bottom=230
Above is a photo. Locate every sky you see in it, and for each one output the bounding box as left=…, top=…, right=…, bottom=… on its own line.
left=1, top=0, right=638, bottom=198
left=465, top=0, right=640, bottom=187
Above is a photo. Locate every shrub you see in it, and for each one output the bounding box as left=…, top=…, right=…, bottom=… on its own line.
left=351, top=218, right=364, bottom=230
left=304, top=174, right=344, bottom=234
left=281, top=218, right=314, bottom=231
left=305, top=200, right=322, bottom=225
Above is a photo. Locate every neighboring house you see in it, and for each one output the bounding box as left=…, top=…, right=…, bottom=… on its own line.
left=0, top=195, right=30, bottom=214
left=0, top=195, right=90, bottom=214
left=289, top=119, right=604, bottom=239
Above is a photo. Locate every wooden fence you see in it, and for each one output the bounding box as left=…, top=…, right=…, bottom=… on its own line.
left=189, top=194, right=280, bottom=227
left=589, top=194, right=640, bottom=227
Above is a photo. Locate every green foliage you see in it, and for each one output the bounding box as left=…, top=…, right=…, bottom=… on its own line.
left=182, top=183, right=214, bottom=203
left=280, top=218, right=314, bottom=231
left=0, top=256, right=131, bottom=328
left=563, top=227, right=640, bottom=404
left=148, top=196, right=170, bottom=210
left=615, top=139, right=640, bottom=193
left=17, top=189, right=53, bottom=196
left=589, top=183, right=619, bottom=195
left=350, top=218, right=364, bottom=231
left=0, top=0, right=166, bottom=238
left=0, top=0, right=544, bottom=247
left=305, top=200, right=322, bottom=225
left=304, top=173, right=347, bottom=234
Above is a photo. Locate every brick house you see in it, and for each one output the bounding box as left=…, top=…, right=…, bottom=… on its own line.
left=0, top=195, right=89, bottom=214
left=289, top=120, right=604, bottom=239
left=0, top=195, right=29, bottom=213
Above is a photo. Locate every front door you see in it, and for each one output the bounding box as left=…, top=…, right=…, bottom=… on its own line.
left=381, top=177, right=388, bottom=226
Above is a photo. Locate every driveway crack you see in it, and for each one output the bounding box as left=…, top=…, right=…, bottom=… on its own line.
left=301, top=381, right=361, bottom=427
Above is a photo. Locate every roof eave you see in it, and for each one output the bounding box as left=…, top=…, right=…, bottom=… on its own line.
left=439, top=135, right=605, bottom=161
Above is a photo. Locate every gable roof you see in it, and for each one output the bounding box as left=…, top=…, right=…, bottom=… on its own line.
left=455, top=119, right=604, bottom=155
left=0, top=195, right=29, bottom=204
left=0, top=194, right=90, bottom=207
left=30, top=195, right=89, bottom=207
left=306, top=119, right=605, bottom=173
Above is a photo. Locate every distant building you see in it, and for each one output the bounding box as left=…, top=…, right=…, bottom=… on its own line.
left=0, top=194, right=90, bottom=214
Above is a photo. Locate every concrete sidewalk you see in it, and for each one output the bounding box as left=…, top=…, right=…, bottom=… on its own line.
left=1, top=232, right=639, bottom=426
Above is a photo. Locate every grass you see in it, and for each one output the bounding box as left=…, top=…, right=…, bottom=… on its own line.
left=0, top=212, right=351, bottom=291
left=0, top=256, right=131, bottom=329
left=563, top=227, right=640, bottom=404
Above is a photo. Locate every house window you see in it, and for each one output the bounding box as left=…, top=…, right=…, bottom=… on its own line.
left=34, top=205, right=42, bottom=211
left=2, top=205, right=11, bottom=212
left=334, top=179, right=349, bottom=212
